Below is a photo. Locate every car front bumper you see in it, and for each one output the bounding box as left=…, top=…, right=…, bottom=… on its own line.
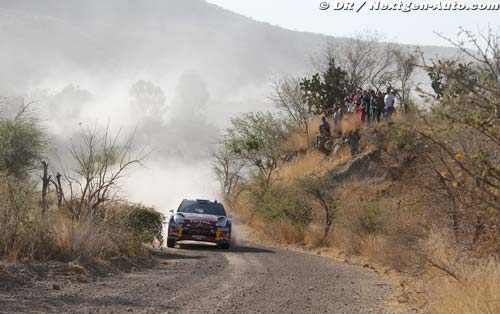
left=168, top=225, right=230, bottom=243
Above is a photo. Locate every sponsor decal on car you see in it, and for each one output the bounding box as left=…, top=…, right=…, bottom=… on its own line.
left=188, top=219, right=214, bottom=226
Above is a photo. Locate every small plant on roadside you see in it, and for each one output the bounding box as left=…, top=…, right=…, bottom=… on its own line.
left=107, top=204, right=165, bottom=255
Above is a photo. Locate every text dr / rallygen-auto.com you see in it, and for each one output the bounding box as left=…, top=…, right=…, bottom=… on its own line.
left=319, top=1, right=500, bottom=12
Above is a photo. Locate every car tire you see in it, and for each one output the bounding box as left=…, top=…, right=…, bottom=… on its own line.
left=166, top=238, right=176, bottom=248
left=218, top=241, right=230, bottom=250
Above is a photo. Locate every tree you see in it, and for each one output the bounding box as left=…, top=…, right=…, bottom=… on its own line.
left=0, top=102, right=44, bottom=179
left=301, top=58, right=348, bottom=114
left=324, top=33, right=397, bottom=93
left=0, top=101, right=46, bottom=257
left=417, top=28, right=500, bottom=251
left=366, top=43, right=398, bottom=93
left=270, top=77, right=311, bottom=147
left=393, top=48, right=418, bottom=113
left=299, top=175, right=339, bottom=244
left=129, top=80, right=166, bottom=119
left=210, top=138, right=246, bottom=208
left=226, top=112, right=288, bottom=189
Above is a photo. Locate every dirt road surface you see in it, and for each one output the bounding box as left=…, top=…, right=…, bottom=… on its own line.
left=0, top=243, right=392, bottom=314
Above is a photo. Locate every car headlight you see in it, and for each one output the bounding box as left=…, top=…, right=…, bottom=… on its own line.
left=173, top=214, right=185, bottom=224
left=216, top=217, right=227, bottom=227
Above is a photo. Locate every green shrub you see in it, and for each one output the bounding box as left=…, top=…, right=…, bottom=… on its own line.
left=0, top=114, right=44, bottom=178
left=107, top=204, right=165, bottom=255
left=125, top=205, right=165, bottom=245
left=358, top=204, right=386, bottom=235
left=253, top=184, right=313, bottom=226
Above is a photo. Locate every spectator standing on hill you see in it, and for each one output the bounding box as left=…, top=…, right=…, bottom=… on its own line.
left=333, top=102, right=343, bottom=133
left=345, top=96, right=353, bottom=113
left=319, top=116, right=331, bottom=136
left=368, top=90, right=377, bottom=123
left=384, top=90, right=396, bottom=121
left=352, top=92, right=360, bottom=113
left=358, top=90, right=368, bottom=123
left=364, top=90, right=372, bottom=123
left=351, top=93, right=357, bottom=113
left=317, top=116, right=331, bottom=149
left=375, top=91, right=385, bottom=122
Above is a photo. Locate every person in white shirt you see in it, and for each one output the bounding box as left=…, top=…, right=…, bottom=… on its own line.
left=384, top=90, right=396, bottom=120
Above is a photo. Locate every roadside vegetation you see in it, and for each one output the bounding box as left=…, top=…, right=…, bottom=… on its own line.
left=0, top=102, right=164, bottom=265
left=211, top=30, right=500, bottom=314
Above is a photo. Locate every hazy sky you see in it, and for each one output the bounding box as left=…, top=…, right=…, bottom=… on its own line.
left=206, top=0, right=498, bottom=46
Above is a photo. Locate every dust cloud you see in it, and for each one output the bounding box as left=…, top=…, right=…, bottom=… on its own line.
left=0, top=0, right=320, bottom=213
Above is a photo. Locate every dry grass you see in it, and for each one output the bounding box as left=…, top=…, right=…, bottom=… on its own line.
left=0, top=181, right=157, bottom=263
left=334, top=179, right=429, bottom=271
left=0, top=180, right=56, bottom=261
left=309, top=115, right=323, bottom=141
left=283, top=116, right=323, bottom=152
left=276, top=149, right=352, bottom=186
left=283, top=132, right=309, bottom=153
left=420, top=232, right=500, bottom=314
left=254, top=219, right=307, bottom=244
left=284, top=114, right=364, bottom=153
left=341, top=114, right=363, bottom=133
left=302, top=224, right=327, bottom=246
left=54, top=214, right=115, bottom=262
left=425, top=259, right=500, bottom=314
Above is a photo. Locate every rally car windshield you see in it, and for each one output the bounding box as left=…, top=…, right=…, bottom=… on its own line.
left=178, top=201, right=227, bottom=216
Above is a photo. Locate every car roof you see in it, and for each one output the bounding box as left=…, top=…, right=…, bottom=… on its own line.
left=177, top=199, right=227, bottom=216
left=184, top=199, right=219, bottom=204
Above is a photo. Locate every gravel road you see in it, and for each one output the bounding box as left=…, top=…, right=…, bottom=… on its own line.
left=0, top=242, right=392, bottom=314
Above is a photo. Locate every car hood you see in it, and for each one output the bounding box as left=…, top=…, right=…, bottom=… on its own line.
left=179, top=213, right=225, bottom=225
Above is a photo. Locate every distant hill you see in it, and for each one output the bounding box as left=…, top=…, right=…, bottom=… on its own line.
left=0, top=0, right=326, bottom=98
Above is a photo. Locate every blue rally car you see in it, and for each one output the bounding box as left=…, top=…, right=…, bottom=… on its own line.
left=167, top=199, right=232, bottom=249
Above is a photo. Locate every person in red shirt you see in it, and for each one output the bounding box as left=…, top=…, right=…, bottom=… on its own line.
left=358, top=90, right=368, bottom=123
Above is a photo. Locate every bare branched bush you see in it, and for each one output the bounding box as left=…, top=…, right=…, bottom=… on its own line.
left=393, top=48, right=418, bottom=112
left=298, top=175, right=339, bottom=244
left=322, top=33, right=397, bottom=93
left=270, top=77, right=311, bottom=148
left=412, top=28, right=500, bottom=254
left=210, top=137, right=246, bottom=209
left=59, top=125, right=149, bottom=220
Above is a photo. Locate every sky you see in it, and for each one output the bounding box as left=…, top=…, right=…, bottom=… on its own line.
left=206, top=0, right=499, bottom=46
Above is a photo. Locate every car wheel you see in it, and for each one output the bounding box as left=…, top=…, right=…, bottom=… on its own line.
left=218, top=241, right=230, bottom=250
left=166, top=238, right=176, bottom=248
